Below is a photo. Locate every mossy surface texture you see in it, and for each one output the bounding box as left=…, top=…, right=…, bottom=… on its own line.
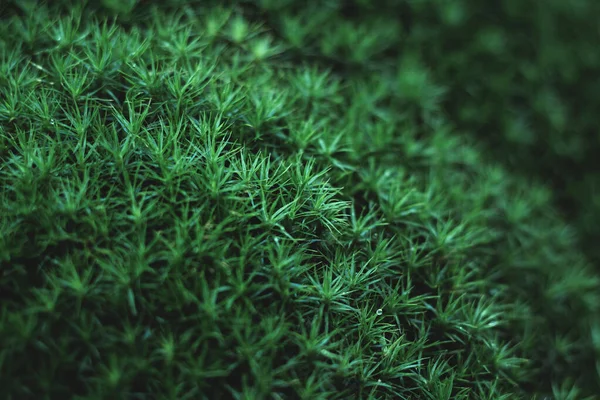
left=1, top=1, right=599, bottom=399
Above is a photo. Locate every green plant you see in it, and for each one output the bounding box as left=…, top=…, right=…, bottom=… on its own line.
left=1, top=1, right=599, bottom=399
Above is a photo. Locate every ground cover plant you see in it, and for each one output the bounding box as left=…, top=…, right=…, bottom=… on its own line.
left=1, top=0, right=599, bottom=399
left=253, top=0, right=600, bottom=264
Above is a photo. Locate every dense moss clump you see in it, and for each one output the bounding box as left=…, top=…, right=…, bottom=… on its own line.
left=1, top=1, right=598, bottom=399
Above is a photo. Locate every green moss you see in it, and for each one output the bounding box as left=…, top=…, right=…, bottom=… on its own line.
left=0, top=1, right=598, bottom=399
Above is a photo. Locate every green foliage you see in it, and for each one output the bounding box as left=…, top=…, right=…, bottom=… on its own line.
left=1, top=0, right=599, bottom=399
left=262, top=0, right=600, bottom=263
